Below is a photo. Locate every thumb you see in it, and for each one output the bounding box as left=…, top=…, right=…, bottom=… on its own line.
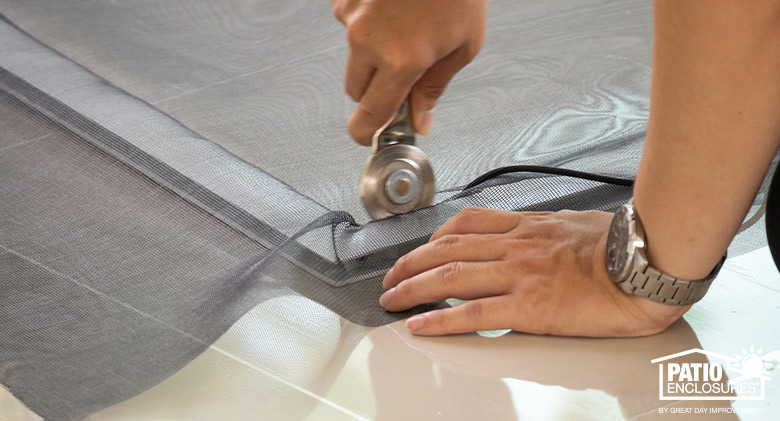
left=347, top=66, right=420, bottom=145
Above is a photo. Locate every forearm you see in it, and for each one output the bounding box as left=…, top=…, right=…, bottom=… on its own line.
left=635, top=0, right=780, bottom=280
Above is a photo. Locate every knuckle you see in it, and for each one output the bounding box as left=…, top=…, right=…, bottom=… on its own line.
left=557, top=209, right=576, bottom=217
left=509, top=214, right=550, bottom=237
left=346, top=86, right=361, bottom=102
left=345, top=23, right=369, bottom=47
left=434, top=235, right=460, bottom=257
left=395, top=281, right=413, bottom=301
left=461, top=206, right=483, bottom=216
left=426, top=310, right=445, bottom=330
left=383, top=55, right=427, bottom=79
left=330, top=1, right=343, bottom=22
left=453, top=207, right=482, bottom=229
left=547, top=242, right=569, bottom=262
left=440, top=262, right=462, bottom=287
left=394, top=254, right=411, bottom=276
left=462, top=39, right=484, bottom=60
left=345, top=77, right=364, bottom=102
left=420, top=84, right=446, bottom=100
left=464, top=301, right=484, bottom=325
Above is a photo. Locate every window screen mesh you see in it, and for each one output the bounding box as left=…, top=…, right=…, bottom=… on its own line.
left=0, top=1, right=771, bottom=420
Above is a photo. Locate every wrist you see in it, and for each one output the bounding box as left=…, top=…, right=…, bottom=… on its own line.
left=606, top=199, right=724, bottom=306
left=632, top=194, right=728, bottom=281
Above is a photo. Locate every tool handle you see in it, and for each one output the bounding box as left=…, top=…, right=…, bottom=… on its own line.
left=372, top=99, right=416, bottom=153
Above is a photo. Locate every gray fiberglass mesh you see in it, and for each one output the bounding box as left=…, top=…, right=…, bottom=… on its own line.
left=0, top=0, right=654, bottom=221
left=0, top=1, right=772, bottom=420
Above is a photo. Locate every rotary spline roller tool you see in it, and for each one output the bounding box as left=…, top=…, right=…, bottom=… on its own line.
left=360, top=100, right=435, bottom=219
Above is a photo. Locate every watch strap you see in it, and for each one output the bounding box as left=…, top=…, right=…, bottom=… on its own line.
left=616, top=255, right=726, bottom=306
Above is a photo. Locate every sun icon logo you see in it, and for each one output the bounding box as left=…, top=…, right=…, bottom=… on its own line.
left=728, top=345, right=771, bottom=382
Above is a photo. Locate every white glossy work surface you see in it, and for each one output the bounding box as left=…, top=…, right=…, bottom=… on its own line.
left=2, top=246, right=778, bottom=420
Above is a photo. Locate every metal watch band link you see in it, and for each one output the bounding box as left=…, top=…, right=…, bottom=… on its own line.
left=617, top=266, right=714, bottom=306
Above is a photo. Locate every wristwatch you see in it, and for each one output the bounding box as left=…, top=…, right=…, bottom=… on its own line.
left=605, top=199, right=726, bottom=306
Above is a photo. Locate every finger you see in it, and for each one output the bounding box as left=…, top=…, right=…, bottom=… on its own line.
left=430, top=208, right=518, bottom=242
left=404, top=296, right=513, bottom=335
left=347, top=66, right=424, bottom=145
left=431, top=208, right=553, bottom=242
left=344, top=51, right=374, bottom=102
left=330, top=0, right=360, bottom=25
left=383, top=233, right=505, bottom=289
left=409, top=47, right=474, bottom=135
left=380, top=261, right=509, bottom=312
left=330, top=0, right=344, bottom=24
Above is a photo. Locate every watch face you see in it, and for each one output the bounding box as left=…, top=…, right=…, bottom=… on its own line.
left=606, top=205, right=632, bottom=279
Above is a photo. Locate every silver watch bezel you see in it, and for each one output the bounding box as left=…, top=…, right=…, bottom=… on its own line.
left=606, top=200, right=649, bottom=283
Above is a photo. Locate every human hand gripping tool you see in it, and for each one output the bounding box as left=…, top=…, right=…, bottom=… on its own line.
left=359, top=100, right=435, bottom=219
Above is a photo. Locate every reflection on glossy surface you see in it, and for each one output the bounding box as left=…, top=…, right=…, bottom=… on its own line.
left=1, top=248, right=778, bottom=420
left=368, top=319, right=736, bottom=420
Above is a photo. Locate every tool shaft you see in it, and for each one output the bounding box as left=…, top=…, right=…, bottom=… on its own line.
left=373, top=100, right=416, bottom=152
left=360, top=99, right=435, bottom=219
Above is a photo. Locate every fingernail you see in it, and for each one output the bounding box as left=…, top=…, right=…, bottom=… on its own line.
left=406, top=314, right=426, bottom=332
left=379, top=288, right=395, bottom=308
left=416, top=109, right=434, bottom=136
left=382, top=268, right=394, bottom=289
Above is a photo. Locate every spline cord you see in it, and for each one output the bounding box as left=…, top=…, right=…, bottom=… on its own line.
left=465, top=165, right=635, bottom=190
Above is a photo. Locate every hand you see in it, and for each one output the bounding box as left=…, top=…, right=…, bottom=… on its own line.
left=380, top=207, right=689, bottom=337
left=331, top=0, right=488, bottom=144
